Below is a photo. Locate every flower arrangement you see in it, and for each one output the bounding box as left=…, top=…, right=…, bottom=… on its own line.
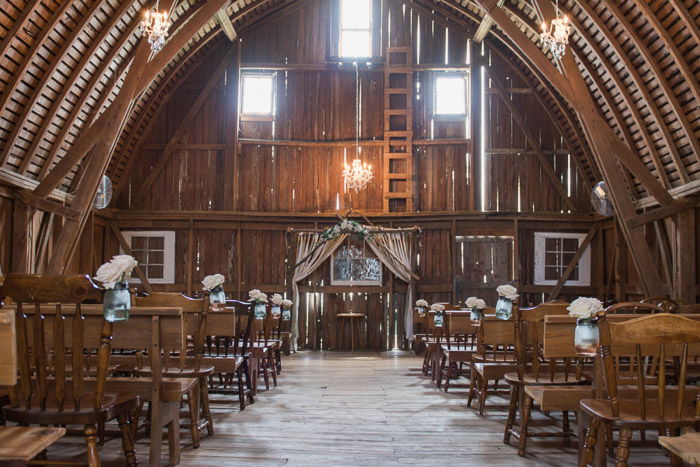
left=248, top=289, right=268, bottom=304
left=321, top=218, right=371, bottom=240
left=271, top=293, right=284, bottom=306
left=465, top=296, right=486, bottom=310
left=94, top=255, right=138, bottom=289
left=281, top=299, right=293, bottom=308
left=568, top=297, right=603, bottom=320
left=202, top=274, right=225, bottom=291
left=430, top=303, right=445, bottom=312
left=416, top=299, right=429, bottom=308
left=496, top=284, right=519, bottom=301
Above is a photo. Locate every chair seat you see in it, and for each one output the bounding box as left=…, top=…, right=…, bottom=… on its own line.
left=134, top=365, right=215, bottom=379
left=3, top=391, right=139, bottom=426
left=525, top=385, right=594, bottom=411
left=504, top=371, right=590, bottom=386
left=579, top=397, right=700, bottom=427
left=441, top=344, right=477, bottom=352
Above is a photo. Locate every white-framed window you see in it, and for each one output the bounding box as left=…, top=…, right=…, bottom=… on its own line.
left=339, top=0, right=372, bottom=58
left=534, top=232, right=591, bottom=286
left=330, top=238, right=382, bottom=286
left=120, top=231, right=176, bottom=284
left=434, top=73, right=468, bottom=116
left=240, top=72, right=275, bottom=118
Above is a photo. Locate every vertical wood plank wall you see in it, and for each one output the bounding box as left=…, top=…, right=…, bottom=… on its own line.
left=0, top=0, right=696, bottom=349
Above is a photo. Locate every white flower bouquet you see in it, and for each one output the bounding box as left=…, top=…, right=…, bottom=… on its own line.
left=465, top=297, right=486, bottom=310
left=496, top=284, right=519, bottom=301
left=281, top=299, right=293, bottom=308
left=202, top=274, right=225, bottom=291
left=271, top=293, right=284, bottom=306
left=568, top=297, right=603, bottom=320
left=416, top=299, right=429, bottom=308
left=430, top=303, right=445, bottom=312
left=94, top=255, right=138, bottom=289
left=248, top=289, right=268, bottom=304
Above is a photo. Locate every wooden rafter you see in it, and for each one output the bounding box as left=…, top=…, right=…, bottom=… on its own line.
left=485, top=68, right=577, bottom=212
left=34, top=0, right=273, bottom=200
left=132, top=48, right=236, bottom=200
left=473, top=0, right=504, bottom=42
left=12, top=0, right=134, bottom=175
left=216, top=9, right=238, bottom=41
left=2, top=0, right=108, bottom=169
left=548, top=224, right=597, bottom=300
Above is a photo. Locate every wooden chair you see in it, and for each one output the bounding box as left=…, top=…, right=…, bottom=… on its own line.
left=604, top=301, right=664, bottom=314
left=132, top=292, right=215, bottom=448
left=467, top=314, right=518, bottom=415
left=440, top=312, right=479, bottom=392
left=579, top=314, right=700, bottom=467
left=0, top=274, right=139, bottom=467
left=641, top=296, right=680, bottom=313
left=503, top=301, right=590, bottom=456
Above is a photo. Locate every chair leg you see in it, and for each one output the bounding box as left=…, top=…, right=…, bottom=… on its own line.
left=187, top=388, right=201, bottom=449
left=443, top=359, right=452, bottom=393
left=167, top=417, right=181, bottom=466
left=562, top=410, right=571, bottom=446
left=118, top=413, right=138, bottom=467
left=262, top=358, right=270, bottom=391
left=84, top=424, right=100, bottom=467
left=270, top=354, right=278, bottom=387
left=244, top=358, right=255, bottom=403
left=478, top=373, right=489, bottom=415
left=237, top=367, right=246, bottom=410
left=199, top=376, right=214, bottom=436
left=615, top=426, right=633, bottom=467
left=579, top=418, right=602, bottom=467
left=504, top=383, right=519, bottom=445
left=467, top=366, right=477, bottom=408
left=517, top=394, right=533, bottom=456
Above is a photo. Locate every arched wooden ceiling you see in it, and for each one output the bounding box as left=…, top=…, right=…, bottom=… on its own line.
left=0, top=0, right=698, bottom=206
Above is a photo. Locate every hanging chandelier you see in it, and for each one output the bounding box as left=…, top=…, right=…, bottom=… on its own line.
left=141, top=1, right=171, bottom=53
left=343, top=62, right=374, bottom=194
left=540, top=0, right=571, bottom=60
left=343, top=159, right=374, bottom=193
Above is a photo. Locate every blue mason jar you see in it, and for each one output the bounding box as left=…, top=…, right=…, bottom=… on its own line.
left=496, top=298, right=513, bottom=320
left=271, top=305, right=281, bottom=319
left=254, top=303, right=267, bottom=320
left=282, top=308, right=291, bottom=321
left=209, top=286, right=226, bottom=305
left=434, top=311, right=444, bottom=327
left=103, top=282, right=130, bottom=322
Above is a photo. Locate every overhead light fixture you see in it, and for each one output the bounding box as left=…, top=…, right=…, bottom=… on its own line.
left=141, top=1, right=171, bottom=53
left=540, top=0, right=571, bottom=60
left=343, top=62, right=374, bottom=194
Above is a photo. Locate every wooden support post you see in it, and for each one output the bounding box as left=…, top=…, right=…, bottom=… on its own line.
left=186, top=220, right=194, bottom=295
left=11, top=200, right=31, bottom=273
left=549, top=224, right=597, bottom=300
left=673, top=209, right=696, bottom=304
left=108, top=223, right=154, bottom=294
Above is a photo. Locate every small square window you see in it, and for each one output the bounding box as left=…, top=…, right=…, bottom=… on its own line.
left=534, top=232, right=591, bottom=287
left=120, top=231, right=176, bottom=284
left=338, top=0, right=372, bottom=58
left=434, top=75, right=467, bottom=115
left=241, top=73, right=275, bottom=117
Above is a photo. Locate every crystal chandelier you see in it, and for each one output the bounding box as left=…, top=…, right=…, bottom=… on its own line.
left=540, top=0, right=571, bottom=60
left=343, top=62, right=374, bottom=194
left=141, top=1, right=171, bottom=53
left=343, top=159, right=374, bottom=193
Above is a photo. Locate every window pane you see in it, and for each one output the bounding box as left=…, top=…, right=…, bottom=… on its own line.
left=545, top=237, right=560, bottom=251
left=545, top=252, right=560, bottom=267
left=147, top=265, right=164, bottom=279
left=131, top=236, right=147, bottom=250
left=341, top=0, right=371, bottom=29
left=545, top=266, right=561, bottom=281
left=435, top=76, right=467, bottom=114
left=149, top=236, right=165, bottom=250
left=340, top=30, right=371, bottom=57
left=242, top=75, right=274, bottom=115
left=563, top=238, right=579, bottom=251
left=147, top=250, right=164, bottom=265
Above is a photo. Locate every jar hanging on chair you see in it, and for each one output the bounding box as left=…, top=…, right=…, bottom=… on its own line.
left=103, top=282, right=131, bottom=322
left=574, top=318, right=600, bottom=356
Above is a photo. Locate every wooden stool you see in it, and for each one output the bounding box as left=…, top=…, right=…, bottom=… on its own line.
left=336, top=313, right=365, bottom=351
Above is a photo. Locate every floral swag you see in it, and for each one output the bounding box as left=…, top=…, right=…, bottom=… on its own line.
left=321, top=219, right=371, bottom=241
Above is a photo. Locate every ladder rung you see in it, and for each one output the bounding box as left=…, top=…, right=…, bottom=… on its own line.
left=385, top=173, right=411, bottom=179
left=386, top=88, right=411, bottom=94
left=383, top=192, right=413, bottom=199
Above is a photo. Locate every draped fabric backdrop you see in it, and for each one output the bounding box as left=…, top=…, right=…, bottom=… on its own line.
left=291, top=226, right=418, bottom=349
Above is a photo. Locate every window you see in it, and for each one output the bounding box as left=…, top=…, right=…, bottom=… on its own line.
left=434, top=74, right=468, bottom=115
left=240, top=72, right=275, bottom=117
left=534, top=232, right=591, bottom=286
left=339, top=0, right=372, bottom=58
left=120, top=231, right=176, bottom=284
left=331, top=237, right=382, bottom=286
left=455, top=236, right=514, bottom=305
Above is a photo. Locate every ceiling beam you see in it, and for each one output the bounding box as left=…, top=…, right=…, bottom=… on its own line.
left=473, top=0, right=504, bottom=42
left=216, top=9, right=238, bottom=41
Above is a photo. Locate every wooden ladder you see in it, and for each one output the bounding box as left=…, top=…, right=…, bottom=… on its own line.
left=383, top=47, right=414, bottom=213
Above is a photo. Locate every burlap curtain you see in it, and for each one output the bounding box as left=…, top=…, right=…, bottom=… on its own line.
left=366, top=231, right=416, bottom=340
left=291, top=232, right=348, bottom=348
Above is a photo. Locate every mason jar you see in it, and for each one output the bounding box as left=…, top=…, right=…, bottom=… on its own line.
left=574, top=318, right=600, bottom=356
left=434, top=311, right=444, bottom=328
left=271, top=305, right=282, bottom=319
left=103, top=282, right=130, bottom=322
left=254, top=303, right=267, bottom=320
left=496, top=297, right=513, bottom=320
left=209, top=286, right=226, bottom=305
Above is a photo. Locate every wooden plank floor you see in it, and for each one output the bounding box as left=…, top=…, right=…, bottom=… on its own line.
left=43, top=351, right=669, bottom=465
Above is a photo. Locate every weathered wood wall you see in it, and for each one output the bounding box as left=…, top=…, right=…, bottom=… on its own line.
left=1, top=0, right=697, bottom=350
